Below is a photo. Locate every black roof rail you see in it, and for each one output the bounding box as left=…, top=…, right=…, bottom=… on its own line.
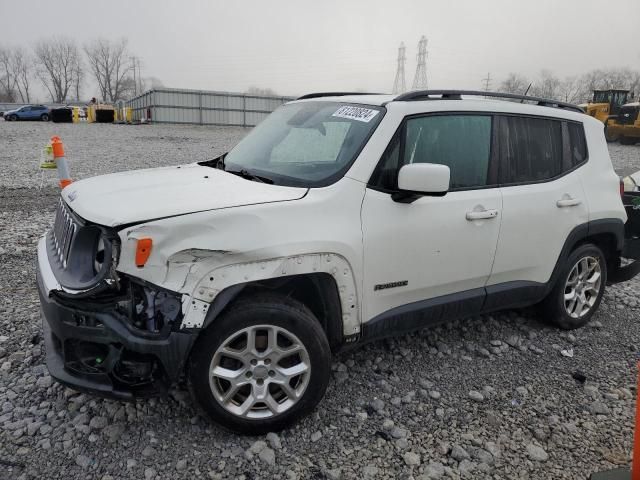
left=393, top=90, right=584, bottom=113
left=296, top=92, right=384, bottom=100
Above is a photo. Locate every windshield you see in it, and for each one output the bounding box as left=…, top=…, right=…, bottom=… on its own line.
left=217, top=102, right=384, bottom=187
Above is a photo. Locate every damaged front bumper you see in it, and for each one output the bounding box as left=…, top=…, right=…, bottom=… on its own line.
left=37, top=237, right=198, bottom=400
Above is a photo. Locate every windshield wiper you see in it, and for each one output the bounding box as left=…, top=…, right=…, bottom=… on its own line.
left=226, top=169, right=274, bottom=184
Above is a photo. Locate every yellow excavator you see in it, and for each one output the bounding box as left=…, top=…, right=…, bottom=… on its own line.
left=582, top=89, right=630, bottom=122
left=605, top=101, right=640, bottom=144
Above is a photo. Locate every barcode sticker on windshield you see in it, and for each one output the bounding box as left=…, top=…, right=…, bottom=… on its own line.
left=332, top=106, right=379, bottom=123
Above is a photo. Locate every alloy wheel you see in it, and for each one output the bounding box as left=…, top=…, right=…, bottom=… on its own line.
left=209, top=324, right=311, bottom=419
left=563, top=256, right=602, bottom=319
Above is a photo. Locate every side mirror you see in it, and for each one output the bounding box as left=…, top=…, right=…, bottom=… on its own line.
left=393, top=163, right=450, bottom=203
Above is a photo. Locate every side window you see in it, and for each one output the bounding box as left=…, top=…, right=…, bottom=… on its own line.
left=370, top=114, right=492, bottom=190
left=500, top=116, right=563, bottom=183
left=567, top=122, right=587, bottom=167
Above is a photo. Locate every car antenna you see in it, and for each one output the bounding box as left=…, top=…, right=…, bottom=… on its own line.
left=520, top=83, right=532, bottom=103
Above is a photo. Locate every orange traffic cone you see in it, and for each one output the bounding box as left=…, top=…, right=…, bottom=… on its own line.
left=51, top=136, right=72, bottom=189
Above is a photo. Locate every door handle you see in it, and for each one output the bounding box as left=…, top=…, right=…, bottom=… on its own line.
left=466, top=209, right=498, bottom=221
left=556, top=198, right=582, bottom=208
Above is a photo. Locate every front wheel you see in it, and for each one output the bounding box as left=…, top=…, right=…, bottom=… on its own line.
left=188, top=294, right=331, bottom=434
left=8, top=114, right=17, bottom=121
left=541, top=243, right=606, bottom=330
left=604, top=127, right=620, bottom=143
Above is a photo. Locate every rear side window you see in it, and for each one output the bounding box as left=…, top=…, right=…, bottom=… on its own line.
left=567, top=122, right=587, bottom=167
left=500, top=116, right=563, bottom=184
left=370, top=114, right=493, bottom=190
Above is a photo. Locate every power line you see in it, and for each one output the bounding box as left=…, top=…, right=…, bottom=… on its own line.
left=482, top=72, right=492, bottom=92
left=412, top=36, right=428, bottom=90
left=392, top=42, right=406, bottom=94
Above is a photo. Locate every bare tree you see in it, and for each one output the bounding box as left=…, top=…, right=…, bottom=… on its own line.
left=84, top=38, right=133, bottom=101
left=0, top=46, right=17, bottom=102
left=34, top=37, right=82, bottom=103
left=499, top=73, right=529, bottom=95
left=558, top=76, right=581, bottom=104
left=530, top=70, right=562, bottom=99
left=12, top=47, right=32, bottom=103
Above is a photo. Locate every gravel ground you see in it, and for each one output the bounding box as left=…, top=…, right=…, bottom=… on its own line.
left=0, top=120, right=640, bottom=480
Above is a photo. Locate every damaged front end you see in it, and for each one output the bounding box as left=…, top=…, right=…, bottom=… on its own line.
left=37, top=199, right=198, bottom=399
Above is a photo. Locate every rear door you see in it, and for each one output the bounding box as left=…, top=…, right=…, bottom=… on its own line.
left=487, top=115, right=589, bottom=292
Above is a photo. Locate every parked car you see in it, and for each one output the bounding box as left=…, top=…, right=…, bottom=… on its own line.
left=3, top=104, right=50, bottom=121
left=36, top=90, right=640, bottom=433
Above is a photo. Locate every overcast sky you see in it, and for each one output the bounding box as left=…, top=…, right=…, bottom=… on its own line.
left=2, top=0, right=640, bottom=99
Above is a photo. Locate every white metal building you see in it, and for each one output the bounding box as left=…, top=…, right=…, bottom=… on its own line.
left=126, top=88, right=293, bottom=126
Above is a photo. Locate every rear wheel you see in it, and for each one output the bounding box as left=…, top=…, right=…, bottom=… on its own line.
left=620, top=136, right=637, bottom=145
left=188, top=294, right=331, bottom=434
left=541, top=244, right=606, bottom=330
left=40, top=113, right=49, bottom=121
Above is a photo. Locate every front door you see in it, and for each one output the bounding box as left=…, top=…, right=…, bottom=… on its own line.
left=361, top=113, right=502, bottom=325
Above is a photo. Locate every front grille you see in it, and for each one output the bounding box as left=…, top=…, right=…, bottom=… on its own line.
left=52, top=198, right=80, bottom=269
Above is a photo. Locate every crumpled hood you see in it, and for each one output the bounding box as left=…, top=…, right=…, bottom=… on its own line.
left=61, top=163, right=307, bottom=227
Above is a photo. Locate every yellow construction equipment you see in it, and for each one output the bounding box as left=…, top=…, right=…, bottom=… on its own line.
left=583, top=89, right=630, bottom=123
left=605, top=102, right=640, bottom=145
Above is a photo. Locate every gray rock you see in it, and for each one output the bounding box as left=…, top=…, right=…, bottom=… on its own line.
left=266, top=431, right=282, bottom=450
left=451, top=444, right=470, bottom=461
left=103, top=424, right=124, bottom=443
left=176, top=459, right=187, bottom=471
left=363, top=465, right=379, bottom=477
left=325, top=468, right=341, bottom=480
left=36, top=375, right=52, bottom=389
left=590, top=401, right=610, bottom=415
left=311, top=431, right=322, bottom=442
left=249, top=440, right=267, bottom=454
left=89, top=416, right=108, bottom=430
left=458, top=459, right=476, bottom=475
left=403, top=451, right=421, bottom=466
left=27, top=421, right=42, bottom=436
left=75, top=454, right=92, bottom=469
left=526, top=443, right=549, bottom=462
left=468, top=390, right=484, bottom=402
left=258, top=446, right=276, bottom=466
left=126, top=459, right=137, bottom=469
left=423, top=461, right=445, bottom=479
left=144, top=467, right=156, bottom=479
left=142, top=445, right=155, bottom=457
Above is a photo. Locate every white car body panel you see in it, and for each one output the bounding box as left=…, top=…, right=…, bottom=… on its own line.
left=61, top=163, right=307, bottom=227
left=114, top=177, right=367, bottom=333
left=361, top=187, right=502, bottom=320
left=43, top=94, right=632, bottom=339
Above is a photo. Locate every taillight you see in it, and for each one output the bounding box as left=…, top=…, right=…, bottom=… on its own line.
left=620, top=178, right=625, bottom=197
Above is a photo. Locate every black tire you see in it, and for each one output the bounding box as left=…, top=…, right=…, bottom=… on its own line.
left=8, top=114, right=17, bottom=121
left=188, top=293, right=331, bottom=434
left=40, top=113, right=49, bottom=121
left=604, top=127, right=620, bottom=143
left=620, top=136, right=637, bottom=145
left=540, top=243, right=607, bottom=330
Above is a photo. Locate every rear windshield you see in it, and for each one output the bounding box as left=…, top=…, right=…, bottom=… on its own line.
left=220, top=102, right=384, bottom=187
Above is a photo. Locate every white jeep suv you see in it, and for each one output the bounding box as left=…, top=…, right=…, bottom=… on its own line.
left=37, top=90, right=640, bottom=433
